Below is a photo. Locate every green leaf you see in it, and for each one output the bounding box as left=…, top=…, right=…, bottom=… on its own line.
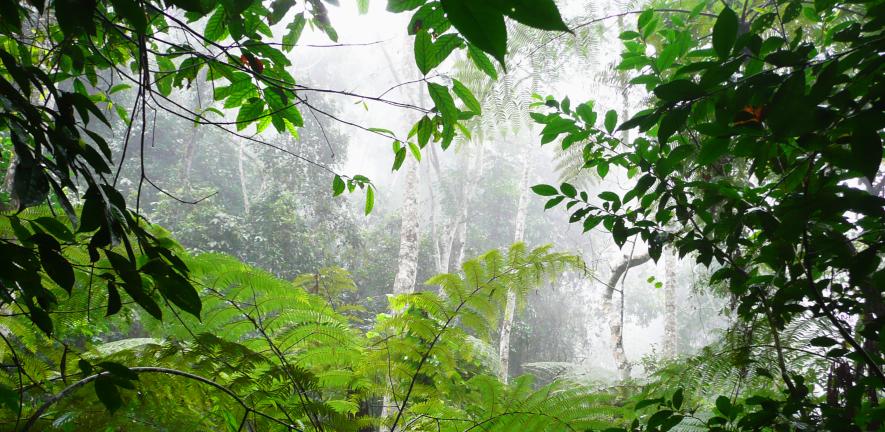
left=41, top=248, right=74, bottom=294
left=497, top=0, right=569, bottom=32
left=851, top=128, right=882, bottom=181
left=583, top=215, right=602, bottom=231
left=416, top=116, right=432, bottom=147
left=637, top=10, right=653, bottom=31
left=697, top=138, right=729, bottom=165
left=408, top=142, right=422, bottom=161
left=414, top=32, right=463, bottom=75
left=387, top=0, right=425, bottom=12
left=715, top=396, right=732, bottom=416
left=392, top=146, right=407, bottom=171
left=154, top=273, right=201, bottom=319
left=672, top=388, right=684, bottom=410
left=55, top=0, right=97, bottom=36
left=106, top=281, right=122, bottom=316
left=357, top=0, right=369, bottom=14
left=596, top=161, right=610, bottom=178
left=441, top=0, right=506, bottom=65
left=106, top=251, right=162, bottom=320
left=204, top=6, right=227, bottom=42
left=810, top=336, right=839, bottom=347
left=408, top=2, right=448, bottom=34
left=712, top=7, right=738, bottom=59
left=576, top=102, right=596, bottom=125
left=269, top=0, right=295, bottom=24
left=653, top=80, right=705, bottom=101
left=332, top=175, right=345, bottom=196
left=95, top=375, right=122, bottom=413
left=427, top=82, right=458, bottom=125
left=451, top=79, right=481, bottom=114
left=599, top=191, right=619, bottom=202
left=545, top=196, right=565, bottom=209
left=31, top=217, right=74, bottom=242
left=109, top=0, right=147, bottom=33
left=364, top=186, right=375, bottom=215
left=604, top=110, right=617, bottom=133
left=99, top=362, right=139, bottom=381
left=0, top=384, right=18, bottom=412
left=155, top=57, right=175, bottom=97
left=282, top=13, right=306, bottom=52
left=635, top=397, right=664, bottom=410
left=167, top=0, right=215, bottom=14
left=657, top=105, right=690, bottom=144
left=467, top=43, right=497, bottom=79
left=560, top=182, right=577, bottom=198
left=531, top=184, right=559, bottom=196
left=236, top=99, right=265, bottom=131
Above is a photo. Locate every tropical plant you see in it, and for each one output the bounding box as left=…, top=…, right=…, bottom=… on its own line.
left=0, top=0, right=571, bottom=335
left=532, top=0, right=884, bottom=428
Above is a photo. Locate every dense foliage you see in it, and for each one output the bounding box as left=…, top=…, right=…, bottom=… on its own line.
left=533, top=0, right=885, bottom=428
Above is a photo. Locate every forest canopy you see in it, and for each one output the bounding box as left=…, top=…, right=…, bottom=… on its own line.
left=0, top=0, right=883, bottom=430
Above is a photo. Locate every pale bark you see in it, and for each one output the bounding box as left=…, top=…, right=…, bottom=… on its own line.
left=426, top=146, right=452, bottom=274
left=663, top=248, right=678, bottom=359
left=447, top=145, right=482, bottom=273
left=182, top=129, right=197, bottom=192
left=380, top=159, right=420, bottom=431
left=237, top=141, right=250, bottom=215
left=603, top=253, right=651, bottom=380
left=181, top=109, right=200, bottom=193
left=390, top=160, right=420, bottom=296
left=498, top=148, right=530, bottom=383
left=424, top=157, right=445, bottom=274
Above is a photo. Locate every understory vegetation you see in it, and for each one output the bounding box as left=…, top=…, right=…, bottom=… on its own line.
left=0, top=0, right=882, bottom=430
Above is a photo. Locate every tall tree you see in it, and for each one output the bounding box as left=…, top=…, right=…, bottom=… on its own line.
left=663, top=248, right=678, bottom=359
left=498, top=146, right=531, bottom=382
left=380, top=158, right=420, bottom=431
left=603, top=253, right=650, bottom=380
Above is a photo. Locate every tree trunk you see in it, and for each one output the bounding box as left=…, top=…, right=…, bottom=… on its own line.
left=391, top=160, right=420, bottom=296
left=447, top=145, right=482, bottom=273
left=663, top=248, right=678, bottom=359
left=380, top=159, right=420, bottom=431
left=423, top=156, right=446, bottom=274
left=603, top=253, right=650, bottom=380
left=237, top=141, right=250, bottom=215
left=498, top=148, right=530, bottom=383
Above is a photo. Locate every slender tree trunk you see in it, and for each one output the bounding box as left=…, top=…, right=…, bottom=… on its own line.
left=424, top=160, right=446, bottom=274
left=662, top=248, right=678, bottom=359
left=498, top=148, right=531, bottom=383
left=447, top=146, right=482, bottom=272
left=237, top=141, right=250, bottom=215
left=181, top=81, right=206, bottom=192
left=182, top=128, right=197, bottom=192
left=603, top=254, right=650, bottom=380
left=380, top=159, right=420, bottom=431
left=391, top=161, right=420, bottom=296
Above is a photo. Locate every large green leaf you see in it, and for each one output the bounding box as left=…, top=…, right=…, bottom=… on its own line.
left=440, top=0, right=507, bottom=65
left=414, top=31, right=463, bottom=75
left=204, top=6, right=227, bottom=42
left=282, top=13, right=306, bottom=51
left=653, top=80, right=705, bottom=101
left=495, top=0, right=569, bottom=32
left=109, top=0, right=148, bottom=33
left=387, top=0, right=425, bottom=12
left=712, top=7, right=738, bottom=59
left=451, top=79, right=481, bottom=114
left=467, top=43, right=497, bottom=79
left=427, top=82, right=458, bottom=126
